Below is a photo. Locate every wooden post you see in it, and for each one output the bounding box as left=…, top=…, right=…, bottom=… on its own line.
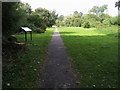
left=25, top=31, right=27, bottom=41
left=30, top=31, right=32, bottom=40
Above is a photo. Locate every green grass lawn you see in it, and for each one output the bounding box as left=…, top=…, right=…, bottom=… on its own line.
left=3, top=28, right=54, bottom=88
left=58, top=26, right=118, bottom=88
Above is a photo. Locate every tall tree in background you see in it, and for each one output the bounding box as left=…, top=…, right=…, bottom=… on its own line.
left=79, top=12, right=83, bottom=17
left=99, top=5, right=108, bottom=14
left=48, top=10, right=58, bottom=27
left=89, top=6, right=99, bottom=16
left=89, top=4, right=108, bottom=16
left=74, top=11, right=79, bottom=15
left=99, top=14, right=111, bottom=23
left=27, top=8, right=58, bottom=32
left=35, top=8, right=50, bottom=27
left=58, top=15, right=64, bottom=21
left=34, top=8, right=58, bottom=27
left=73, top=11, right=83, bottom=17
left=81, top=14, right=100, bottom=27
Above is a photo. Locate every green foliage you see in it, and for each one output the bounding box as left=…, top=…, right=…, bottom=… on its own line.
left=58, top=15, right=64, bottom=21
left=110, top=16, right=118, bottom=25
left=89, top=4, right=108, bottom=16
left=48, top=10, right=58, bottom=27
left=82, top=21, right=91, bottom=28
left=82, top=14, right=100, bottom=27
left=27, top=13, right=46, bottom=28
left=99, top=14, right=111, bottom=23
left=73, top=11, right=83, bottom=17
left=27, top=8, right=58, bottom=32
left=102, top=19, right=111, bottom=26
left=18, top=2, right=32, bottom=15
left=56, top=14, right=82, bottom=27
left=2, top=2, right=32, bottom=38
left=2, top=2, right=58, bottom=37
left=34, top=8, right=58, bottom=27
left=99, top=4, right=108, bottom=13
left=2, top=2, right=22, bottom=37
left=74, top=11, right=79, bottom=15
left=34, top=27, right=45, bottom=33
left=89, top=6, right=99, bottom=16
left=56, top=4, right=116, bottom=28
left=34, top=8, right=50, bottom=26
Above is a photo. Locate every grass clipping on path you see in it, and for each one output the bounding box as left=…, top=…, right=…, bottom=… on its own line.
left=59, top=26, right=118, bottom=88
left=3, top=28, right=54, bottom=88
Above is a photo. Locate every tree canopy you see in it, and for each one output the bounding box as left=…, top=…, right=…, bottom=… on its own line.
left=89, top=4, right=108, bottom=16
left=2, top=2, right=58, bottom=37
left=56, top=4, right=118, bottom=28
left=2, top=2, right=27, bottom=37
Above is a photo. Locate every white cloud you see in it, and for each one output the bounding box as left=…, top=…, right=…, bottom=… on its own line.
left=21, top=0, right=118, bottom=16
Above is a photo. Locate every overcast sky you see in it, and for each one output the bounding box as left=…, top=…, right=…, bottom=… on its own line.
left=21, top=0, right=118, bottom=16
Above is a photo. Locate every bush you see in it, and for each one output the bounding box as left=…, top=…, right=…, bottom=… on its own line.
left=102, top=19, right=111, bottom=26
left=82, top=21, right=91, bottom=28
left=93, top=21, right=102, bottom=28
left=34, top=27, right=45, bottom=33
left=110, top=16, right=118, bottom=25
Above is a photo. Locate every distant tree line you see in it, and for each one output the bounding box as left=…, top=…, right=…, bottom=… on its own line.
left=2, top=2, right=58, bottom=39
left=56, top=4, right=119, bottom=28
left=2, top=2, right=119, bottom=40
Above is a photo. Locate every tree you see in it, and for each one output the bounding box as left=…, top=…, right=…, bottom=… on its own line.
left=58, top=15, right=64, bottom=21
left=56, top=12, right=83, bottom=27
left=34, top=8, right=58, bottom=27
left=110, top=16, right=118, bottom=25
left=74, top=11, right=79, bottom=15
left=89, top=6, right=99, bottom=16
left=27, top=8, right=58, bottom=32
left=99, top=14, right=111, bottom=23
left=18, top=3, right=32, bottom=15
left=89, top=4, right=108, bottom=16
left=99, top=5, right=108, bottom=14
left=18, top=3, right=32, bottom=27
left=27, top=12, right=47, bottom=32
left=102, top=19, right=111, bottom=26
left=79, top=12, right=83, bottom=17
left=73, top=11, right=83, bottom=17
left=81, top=14, right=100, bottom=27
left=115, top=0, right=120, bottom=10
left=35, top=8, right=50, bottom=27
left=82, top=21, right=90, bottom=28
left=48, top=10, right=58, bottom=27
left=2, top=2, right=28, bottom=37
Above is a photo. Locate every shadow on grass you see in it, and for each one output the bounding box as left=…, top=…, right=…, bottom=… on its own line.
left=60, top=31, right=119, bottom=38
left=106, top=33, right=119, bottom=37
left=59, top=32, right=76, bottom=35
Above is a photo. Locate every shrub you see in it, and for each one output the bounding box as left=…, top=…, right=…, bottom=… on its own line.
left=110, top=16, right=118, bottom=25
left=82, top=21, right=91, bottom=28
left=102, top=19, right=111, bottom=26
left=94, top=21, right=102, bottom=28
left=35, top=27, right=45, bottom=33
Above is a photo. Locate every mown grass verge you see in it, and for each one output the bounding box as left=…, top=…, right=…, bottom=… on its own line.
left=3, top=28, right=54, bottom=88
left=58, top=26, right=118, bottom=88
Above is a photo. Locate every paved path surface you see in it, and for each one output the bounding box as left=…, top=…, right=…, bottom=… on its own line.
left=40, top=28, right=78, bottom=88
